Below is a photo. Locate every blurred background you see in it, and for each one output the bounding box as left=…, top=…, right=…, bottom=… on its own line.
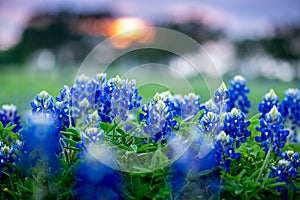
left=0, top=0, right=299, bottom=114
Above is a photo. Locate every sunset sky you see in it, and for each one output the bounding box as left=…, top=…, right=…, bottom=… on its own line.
left=0, top=0, right=299, bottom=50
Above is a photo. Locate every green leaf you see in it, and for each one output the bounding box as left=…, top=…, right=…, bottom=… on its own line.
left=294, top=180, right=300, bottom=190
left=61, top=127, right=80, bottom=141
left=100, top=122, right=111, bottom=132
left=65, top=147, right=82, bottom=151
left=118, top=184, right=134, bottom=199
left=116, top=128, right=126, bottom=135
left=192, top=109, right=205, bottom=123
left=268, top=182, right=286, bottom=187
left=63, top=138, right=77, bottom=147
left=115, top=144, right=131, bottom=151
left=136, top=108, right=145, bottom=124
left=263, top=170, right=270, bottom=184
left=131, top=175, right=142, bottom=200
left=131, top=144, right=138, bottom=153
left=249, top=113, right=262, bottom=121
left=137, top=143, right=158, bottom=153
left=174, top=117, right=183, bottom=125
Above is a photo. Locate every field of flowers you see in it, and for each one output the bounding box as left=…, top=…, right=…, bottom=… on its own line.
left=0, top=73, right=299, bottom=199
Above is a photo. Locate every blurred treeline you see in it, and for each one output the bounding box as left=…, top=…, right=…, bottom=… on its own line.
left=0, top=11, right=299, bottom=79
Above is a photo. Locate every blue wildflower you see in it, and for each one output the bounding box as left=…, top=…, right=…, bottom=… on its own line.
left=20, top=114, right=62, bottom=173
left=0, top=104, right=22, bottom=132
left=258, top=89, right=280, bottom=118
left=199, top=112, right=221, bottom=134
left=73, top=156, right=121, bottom=200
left=279, top=150, right=300, bottom=178
left=200, top=82, right=228, bottom=117
left=0, top=139, right=25, bottom=176
left=214, top=82, right=229, bottom=106
left=0, top=142, right=14, bottom=174
left=83, top=110, right=100, bottom=126
left=74, top=123, right=121, bottom=199
left=31, top=90, right=59, bottom=122
left=226, top=75, right=251, bottom=114
left=200, top=99, right=219, bottom=114
left=270, top=150, right=299, bottom=197
left=281, top=88, right=300, bottom=142
left=170, top=93, right=201, bottom=121
left=223, top=108, right=251, bottom=148
left=81, top=127, right=104, bottom=145
left=56, top=73, right=104, bottom=127
left=56, top=85, right=75, bottom=129
left=140, top=92, right=178, bottom=142
left=60, top=73, right=141, bottom=124
left=214, top=131, right=241, bottom=172
left=69, top=74, right=94, bottom=118
left=107, top=75, right=142, bottom=122
left=255, top=106, right=289, bottom=155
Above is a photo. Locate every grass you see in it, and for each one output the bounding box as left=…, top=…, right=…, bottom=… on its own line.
left=0, top=65, right=299, bottom=116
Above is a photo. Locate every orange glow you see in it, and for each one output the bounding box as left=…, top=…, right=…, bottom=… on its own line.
left=74, top=17, right=155, bottom=49
left=109, top=17, right=154, bottom=48
left=109, top=17, right=147, bottom=38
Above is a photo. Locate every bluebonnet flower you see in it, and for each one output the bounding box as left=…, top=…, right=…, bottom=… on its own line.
left=214, top=131, right=241, bottom=172
left=31, top=90, right=59, bottom=122
left=0, top=104, right=22, bottom=132
left=258, top=89, right=280, bottom=118
left=223, top=108, right=251, bottom=148
left=226, top=75, right=251, bottom=114
left=0, top=141, right=14, bottom=174
left=76, top=126, right=105, bottom=159
left=270, top=150, right=299, bottom=197
left=199, top=112, right=220, bottom=134
left=168, top=93, right=201, bottom=120
left=106, top=75, right=142, bottom=122
left=0, top=140, right=24, bottom=175
left=281, top=88, right=300, bottom=142
left=56, top=85, right=74, bottom=129
left=199, top=82, right=228, bottom=118
left=140, top=92, right=178, bottom=142
left=198, top=83, right=229, bottom=135
left=56, top=73, right=141, bottom=125
left=73, top=155, right=121, bottom=200
left=93, top=73, right=113, bottom=123
left=74, top=125, right=121, bottom=199
left=69, top=74, right=95, bottom=118
left=20, top=114, right=62, bottom=173
left=200, top=99, right=219, bottom=114
left=214, top=82, right=229, bottom=106
left=278, top=150, right=300, bottom=178
left=255, top=106, right=289, bottom=155
left=83, top=110, right=100, bottom=126
left=170, top=127, right=219, bottom=198
left=56, top=74, right=107, bottom=124
left=81, top=127, right=104, bottom=145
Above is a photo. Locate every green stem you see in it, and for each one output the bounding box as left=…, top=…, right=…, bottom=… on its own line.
left=218, top=172, right=224, bottom=200
left=288, top=182, right=293, bottom=200
left=257, top=145, right=272, bottom=181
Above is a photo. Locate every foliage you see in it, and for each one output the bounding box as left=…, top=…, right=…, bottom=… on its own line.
left=0, top=74, right=299, bottom=200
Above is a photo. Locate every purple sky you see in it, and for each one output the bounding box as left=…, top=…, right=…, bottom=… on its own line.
left=0, top=0, right=299, bottom=50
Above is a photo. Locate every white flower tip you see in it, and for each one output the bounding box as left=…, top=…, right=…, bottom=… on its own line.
left=266, top=89, right=277, bottom=99
left=217, top=131, right=227, bottom=141
left=231, top=108, right=239, bottom=116
left=233, top=75, right=245, bottom=82
left=205, top=99, right=214, bottom=108
left=219, top=82, right=227, bottom=92
left=2, top=104, right=17, bottom=112
left=40, top=90, right=50, bottom=97
left=77, top=74, right=90, bottom=82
